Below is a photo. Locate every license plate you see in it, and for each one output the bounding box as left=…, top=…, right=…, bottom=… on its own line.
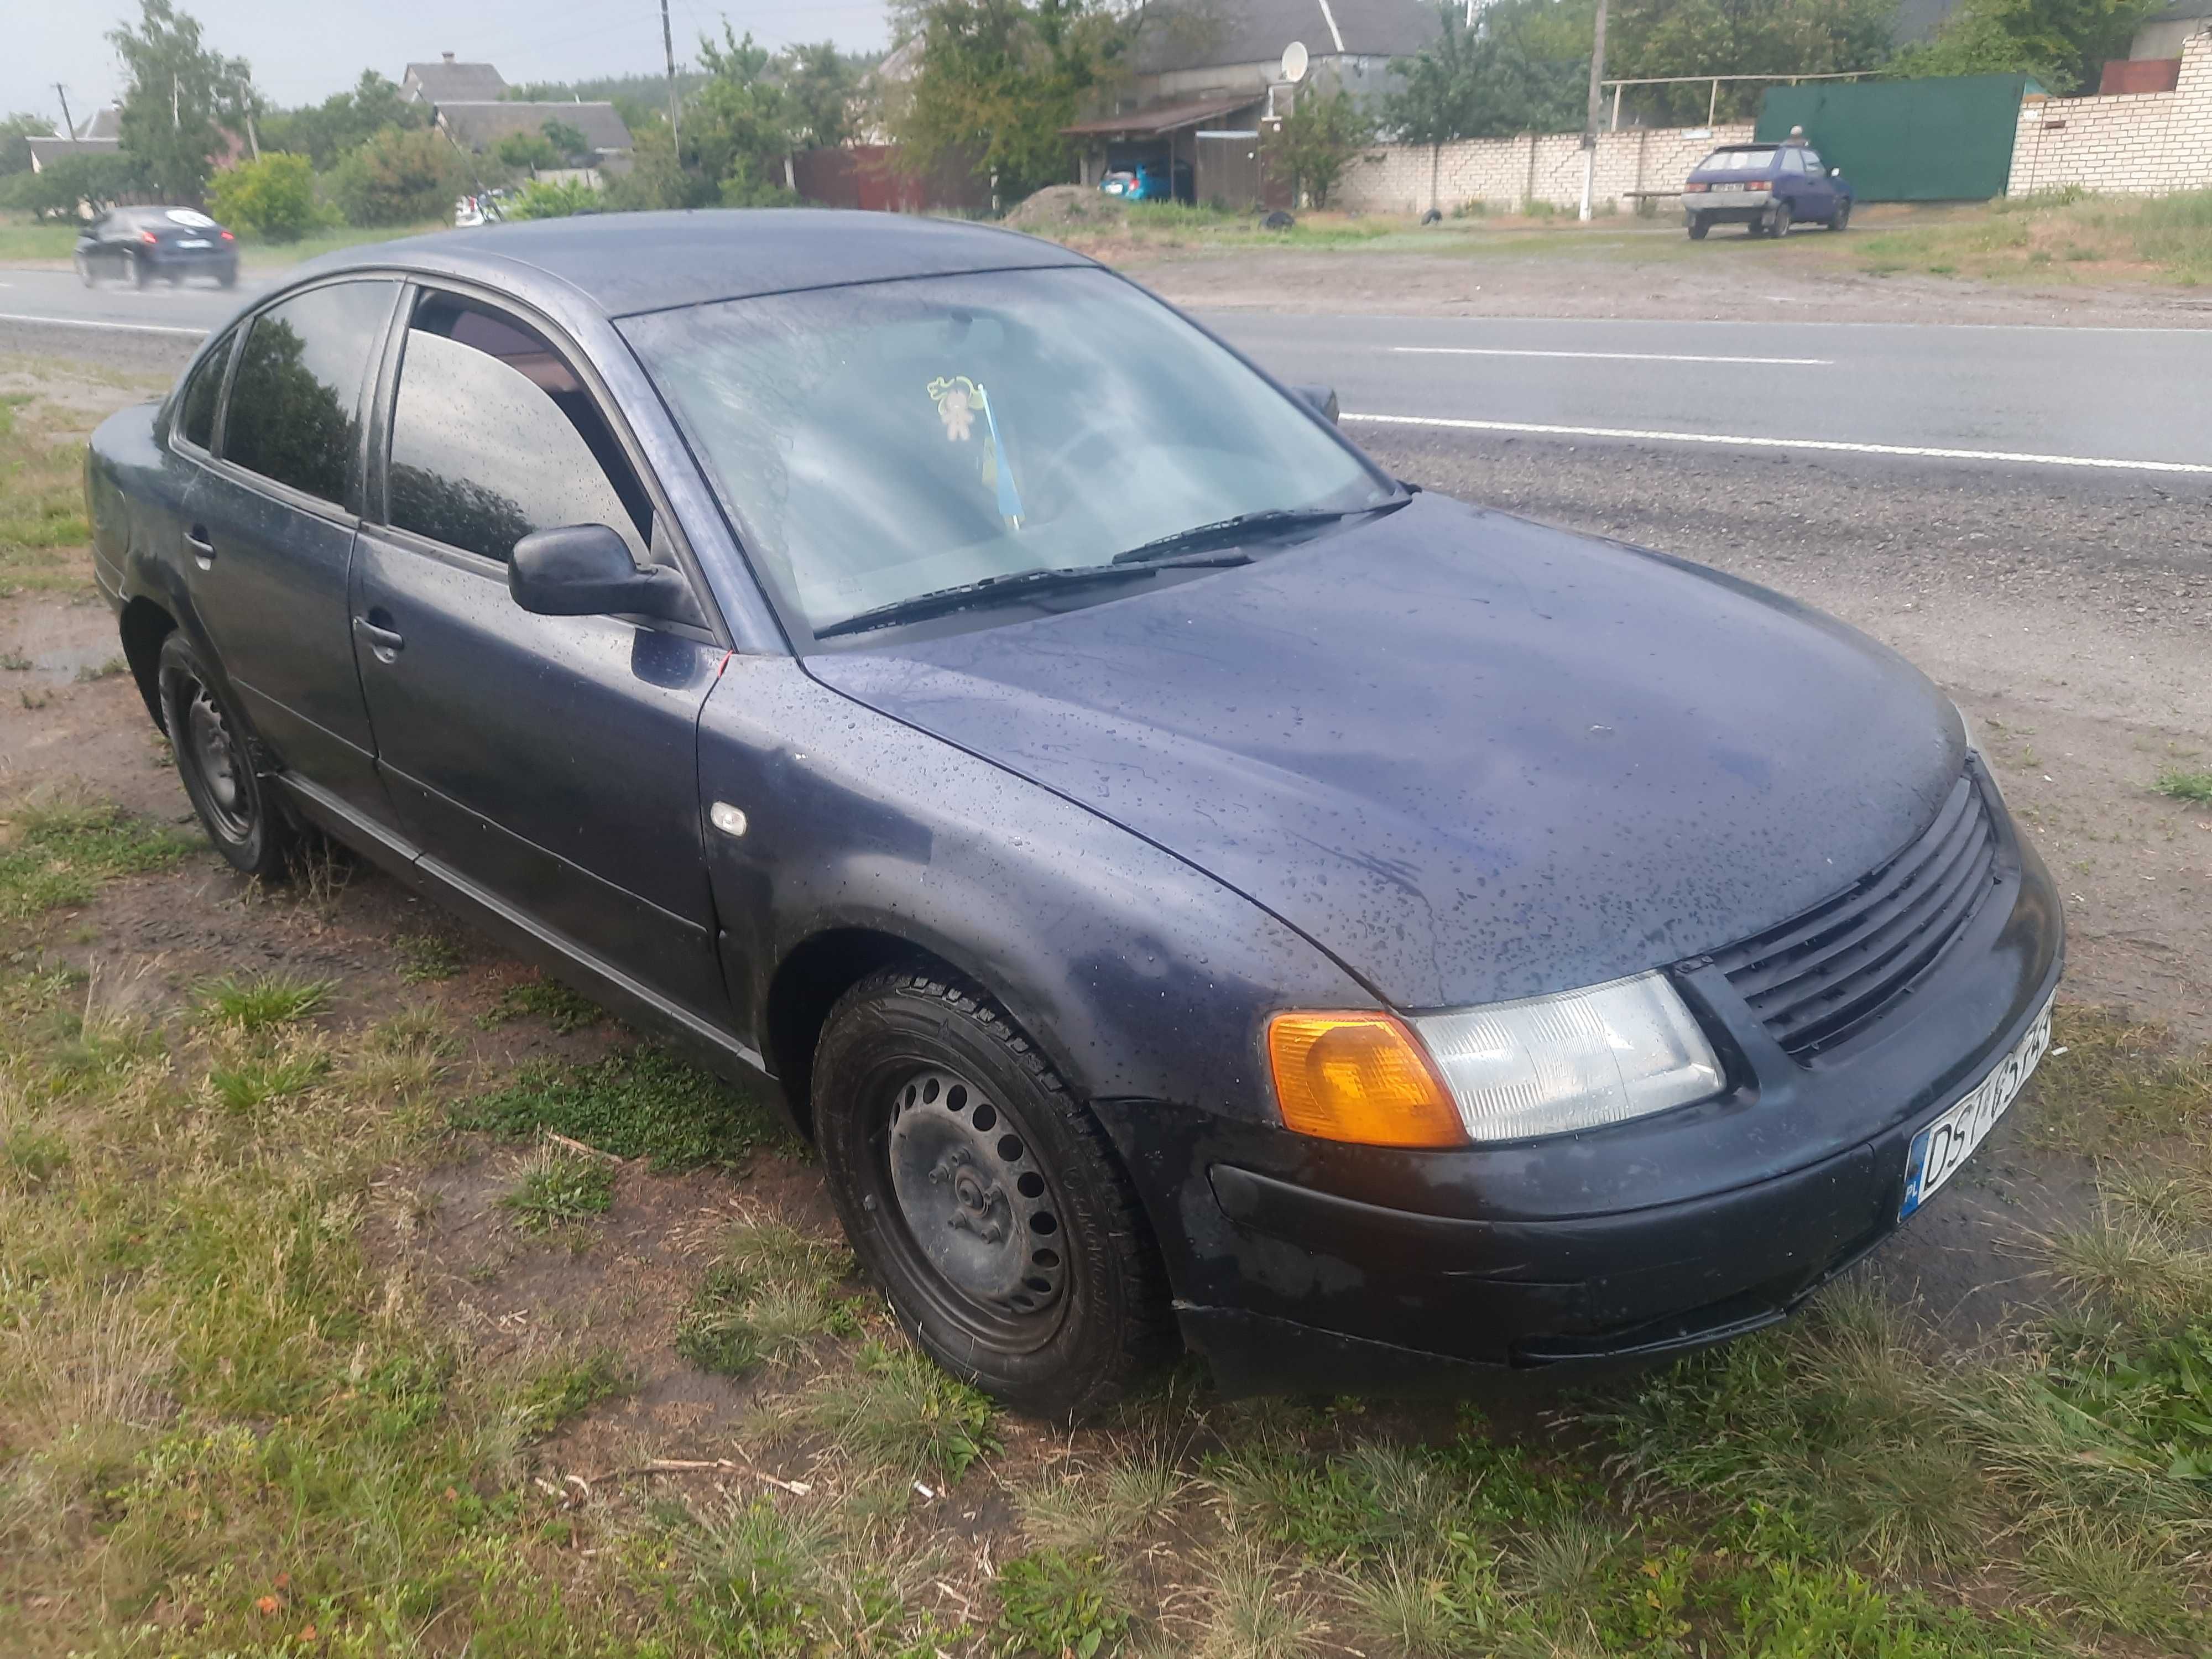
left=1900, top=997, right=2052, bottom=1218
left=178, top=238, right=211, bottom=248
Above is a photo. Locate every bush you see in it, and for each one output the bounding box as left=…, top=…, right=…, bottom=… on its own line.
left=328, top=126, right=466, bottom=227
left=507, top=178, right=606, bottom=220
left=11, top=152, right=144, bottom=221
left=206, top=153, right=329, bottom=242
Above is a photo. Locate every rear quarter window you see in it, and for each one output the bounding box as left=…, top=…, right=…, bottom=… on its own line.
left=176, top=328, right=234, bottom=452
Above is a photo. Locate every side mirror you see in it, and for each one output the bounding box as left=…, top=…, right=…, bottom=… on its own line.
left=510, top=523, right=692, bottom=620
left=1292, top=384, right=1340, bottom=425
left=1831, top=167, right=1843, bottom=178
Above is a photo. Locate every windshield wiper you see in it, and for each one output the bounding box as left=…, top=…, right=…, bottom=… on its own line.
left=1110, top=498, right=1412, bottom=566
left=813, top=552, right=1248, bottom=641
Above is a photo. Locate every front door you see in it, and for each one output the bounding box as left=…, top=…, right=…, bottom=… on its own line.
left=349, top=286, right=728, bottom=1021
left=191, top=278, right=400, bottom=823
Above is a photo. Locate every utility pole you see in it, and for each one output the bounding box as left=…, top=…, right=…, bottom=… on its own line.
left=1577, top=0, right=1609, bottom=221
left=660, top=0, right=680, bottom=155
left=172, top=73, right=181, bottom=131
left=238, top=76, right=260, bottom=160
left=54, top=82, right=75, bottom=139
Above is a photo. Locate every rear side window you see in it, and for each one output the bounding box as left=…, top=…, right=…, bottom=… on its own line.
left=222, top=280, right=397, bottom=507
left=384, top=291, right=652, bottom=564
left=1781, top=149, right=1806, bottom=175
left=176, top=328, right=234, bottom=451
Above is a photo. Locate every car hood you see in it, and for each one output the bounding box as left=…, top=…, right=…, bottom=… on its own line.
left=805, top=493, right=1963, bottom=1011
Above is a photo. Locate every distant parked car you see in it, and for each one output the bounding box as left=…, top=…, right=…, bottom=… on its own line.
left=1099, top=160, right=1192, bottom=203
left=1682, top=141, right=1853, bottom=240
left=74, top=206, right=237, bottom=289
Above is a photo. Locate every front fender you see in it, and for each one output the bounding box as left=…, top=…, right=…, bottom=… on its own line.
left=698, top=654, right=1373, bottom=1121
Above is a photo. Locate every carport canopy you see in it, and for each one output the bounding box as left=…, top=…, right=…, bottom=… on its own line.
left=1061, top=93, right=1255, bottom=141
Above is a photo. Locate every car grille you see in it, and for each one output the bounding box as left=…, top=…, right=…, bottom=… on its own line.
left=1710, top=770, right=2002, bottom=1061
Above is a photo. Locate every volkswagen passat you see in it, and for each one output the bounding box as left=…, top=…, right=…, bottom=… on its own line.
left=84, top=212, right=2060, bottom=1417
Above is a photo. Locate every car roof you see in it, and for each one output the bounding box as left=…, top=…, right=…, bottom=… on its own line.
left=296, top=208, right=1097, bottom=319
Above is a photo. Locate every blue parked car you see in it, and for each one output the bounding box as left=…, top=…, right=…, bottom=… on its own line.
left=1683, top=138, right=1854, bottom=239
left=84, top=212, right=2057, bottom=1417
left=1100, top=160, right=1191, bottom=202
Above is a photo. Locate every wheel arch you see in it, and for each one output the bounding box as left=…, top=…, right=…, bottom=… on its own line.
left=118, top=596, right=178, bottom=732
left=762, top=926, right=957, bottom=1140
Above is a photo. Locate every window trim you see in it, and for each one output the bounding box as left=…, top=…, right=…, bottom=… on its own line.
left=197, top=273, right=404, bottom=525
left=364, top=276, right=729, bottom=649
left=164, top=322, right=242, bottom=461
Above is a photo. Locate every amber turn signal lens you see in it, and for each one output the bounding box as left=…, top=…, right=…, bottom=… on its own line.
left=1267, top=1012, right=1467, bottom=1148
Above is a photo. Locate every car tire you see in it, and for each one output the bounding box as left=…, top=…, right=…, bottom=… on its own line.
left=813, top=967, right=1177, bottom=1420
left=131, top=252, right=150, bottom=290
left=1771, top=200, right=1793, bottom=238
left=74, top=253, right=95, bottom=287
left=1687, top=215, right=1709, bottom=241
left=157, top=632, right=298, bottom=882
left=1829, top=199, right=1851, bottom=232
left=217, top=264, right=238, bottom=289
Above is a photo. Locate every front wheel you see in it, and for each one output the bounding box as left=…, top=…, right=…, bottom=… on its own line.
left=131, top=252, right=150, bottom=290
left=1686, top=215, right=1709, bottom=241
left=814, top=969, right=1176, bottom=1420
left=74, top=253, right=95, bottom=287
left=158, top=632, right=298, bottom=881
left=1829, top=199, right=1851, bottom=232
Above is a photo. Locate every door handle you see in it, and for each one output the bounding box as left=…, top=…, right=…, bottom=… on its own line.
left=353, top=614, right=404, bottom=662
left=185, top=525, right=215, bottom=568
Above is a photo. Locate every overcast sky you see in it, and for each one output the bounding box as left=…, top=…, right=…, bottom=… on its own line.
left=10, top=0, right=891, bottom=129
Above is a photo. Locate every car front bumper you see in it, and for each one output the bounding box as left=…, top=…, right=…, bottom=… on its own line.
left=1093, top=766, right=2063, bottom=1395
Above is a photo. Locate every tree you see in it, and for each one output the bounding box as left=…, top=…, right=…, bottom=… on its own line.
left=787, top=41, right=860, bottom=148
left=1, top=112, right=53, bottom=177
left=1270, top=85, right=1373, bottom=209
left=259, top=70, right=424, bottom=170
left=508, top=176, right=604, bottom=218
left=688, top=25, right=800, bottom=198
left=12, top=152, right=146, bottom=220
left=107, top=0, right=253, bottom=205
left=540, top=118, right=592, bottom=163
left=1606, top=0, right=1898, bottom=122
left=891, top=0, right=1134, bottom=205
left=1897, top=0, right=2154, bottom=93
left=328, top=126, right=466, bottom=226
left=494, top=129, right=562, bottom=171
left=206, top=150, right=326, bottom=239
left=1384, top=0, right=1588, bottom=167
left=1386, top=4, right=1481, bottom=211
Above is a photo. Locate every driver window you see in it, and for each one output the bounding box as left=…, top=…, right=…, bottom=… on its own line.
left=1803, top=151, right=1825, bottom=174
left=385, top=291, right=654, bottom=566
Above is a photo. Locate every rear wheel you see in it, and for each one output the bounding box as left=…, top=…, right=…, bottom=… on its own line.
left=1829, top=199, right=1851, bottom=232
left=1686, top=215, right=1709, bottom=241
left=74, top=253, right=95, bottom=287
left=813, top=968, right=1175, bottom=1420
left=131, top=252, right=150, bottom=290
left=158, top=632, right=297, bottom=881
left=1770, top=199, right=1793, bottom=238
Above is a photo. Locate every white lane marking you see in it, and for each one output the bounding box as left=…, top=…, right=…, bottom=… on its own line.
left=0, top=311, right=208, bottom=337
left=1343, top=411, right=2212, bottom=476
left=1392, top=345, right=1832, bottom=366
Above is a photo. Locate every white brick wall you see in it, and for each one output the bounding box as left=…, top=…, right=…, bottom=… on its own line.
left=1335, top=121, right=1757, bottom=216
left=2006, top=29, right=2212, bottom=197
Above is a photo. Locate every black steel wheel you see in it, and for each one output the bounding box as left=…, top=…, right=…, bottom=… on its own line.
left=1687, top=215, right=1709, bottom=241
left=814, top=968, right=1176, bottom=1420
left=157, top=631, right=296, bottom=880
left=1771, top=199, right=1793, bottom=238
left=1830, top=199, right=1851, bottom=232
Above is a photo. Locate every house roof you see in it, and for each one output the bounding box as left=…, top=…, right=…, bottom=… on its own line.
left=436, top=101, right=634, bottom=155
left=402, top=59, right=509, bottom=104
left=75, top=105, right=122, bottom=140
left=1062, top=93, right=1260, bottom=137
left=1133, top=0, right=1441, bottom=75
left=27, top=135, right=122, bottom=171
left=2143, top=0, right=2212, bottom=20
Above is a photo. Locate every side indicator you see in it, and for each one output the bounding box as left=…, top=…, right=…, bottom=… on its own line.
left=709, top=801, right=748, bottom=838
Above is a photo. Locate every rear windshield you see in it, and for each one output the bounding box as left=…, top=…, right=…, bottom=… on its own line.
left=1700, top=149, right=1778, bottom=173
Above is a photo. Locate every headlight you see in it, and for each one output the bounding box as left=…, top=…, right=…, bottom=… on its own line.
left=1407, top=972, right=1724, bottom=1142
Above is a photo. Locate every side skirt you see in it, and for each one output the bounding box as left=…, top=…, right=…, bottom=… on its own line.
left=275, top=772, right=791, bottom=1121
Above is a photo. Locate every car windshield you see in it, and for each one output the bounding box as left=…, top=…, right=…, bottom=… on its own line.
left=622, top=267, right=1395, bottom=641
left=1700, top=148, right=1778, bottom=173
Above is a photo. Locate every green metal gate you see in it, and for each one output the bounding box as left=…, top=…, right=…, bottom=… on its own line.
left=1755, top=75, right=2039, bottom=202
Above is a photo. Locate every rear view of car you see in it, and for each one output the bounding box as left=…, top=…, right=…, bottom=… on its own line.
left=74, top=207, right=238, bottom=289
left=1682, top=142, right=1852, bottom=240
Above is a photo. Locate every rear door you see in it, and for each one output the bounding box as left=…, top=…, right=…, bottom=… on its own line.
left=191, top=277, right=401, bottom=823
left=349, top=285, right=729, bottom=1020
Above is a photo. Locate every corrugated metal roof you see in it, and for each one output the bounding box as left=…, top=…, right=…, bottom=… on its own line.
left=1062, top=93, right=1259, bottom=135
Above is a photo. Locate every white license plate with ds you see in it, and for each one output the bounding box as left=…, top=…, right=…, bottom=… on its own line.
left=1899, top=995, right=2052, bottom=1219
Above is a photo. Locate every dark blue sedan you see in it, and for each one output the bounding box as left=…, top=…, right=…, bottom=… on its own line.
left=1683, top=138, right=1854, bottom=239
left=84, top=212, right=2058, bottom=1416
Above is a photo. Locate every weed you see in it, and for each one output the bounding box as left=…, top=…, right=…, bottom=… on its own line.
left=0, top=649, right=28, bottom=670
left=2, top=1117, right=70, bottom=1190
left=2018, top=1006, right=2212, bottom=1149
left=74, top=654, right=127, bottom=683
left=477, top=972, right=604, bottom=1031
left=0, top=394, right=94, bottom=594
left=393, top=930, right=468, bottom=982
left=509, top=1349, right=629, bottom=1439
left=1021, top=1457, right=1185, bottom=1553
left=208, top=1040, right=333, bottom=1112
left=1186, top=1542, right=1323, bottom=1659
left=454, top=1044, right=789, bottom=1168
left=1340, top=1547, right=1501, bottom=1657
left=199, top=969, right=332, bottom=1031
left=2022, top=1518, right=2203, bottom=1640
left=2155, top=766, right=2212, bottom=804
left=994, top=1547, right=1130, bottom=1656
left=676, top=1213, right=858, bottom=1375
left=498, top=1144, right=615, bottom=1232
left=799, top=1339, right=999, bottom=1483
left=0, top=796, right=194, bottom=919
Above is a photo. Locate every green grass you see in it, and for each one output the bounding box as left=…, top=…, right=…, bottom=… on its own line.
left=452, top=1042, right=789, bottom=1168
left=207, top=1041, right=333, bottom=1113
left=0, top=213, right=81, bottom=263
left=993, top=1547, right=1129, bottom=1657
left=797, top=1339, right=1001, bottom=1484
left=476, top=972, right=604, bottom=1031
left=2016, top=1006, right=2212, bottom=1151
left=0, top=797, right=195, bottom=920
left=199, top=968, right=332, bottom=1031
left=498, top=1144, right=615, bottom=1232
left=2156, top=767, right=2212, bottom=805
left=392, top=929, right=468, bottom=982
left=0, top=396, right=95, bottom=594
left=0, top=211, right=450, bottom=269
left=677, top=1213, right=859, bottom=1375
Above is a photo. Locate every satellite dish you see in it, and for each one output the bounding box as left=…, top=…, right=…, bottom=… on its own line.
left=1280, top=40, right=1310, bottom=82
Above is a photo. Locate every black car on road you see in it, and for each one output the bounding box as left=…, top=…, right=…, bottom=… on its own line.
left=82, top=212, right=2060, bottom=1417
left=75, top=205, right=239, bottom=288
